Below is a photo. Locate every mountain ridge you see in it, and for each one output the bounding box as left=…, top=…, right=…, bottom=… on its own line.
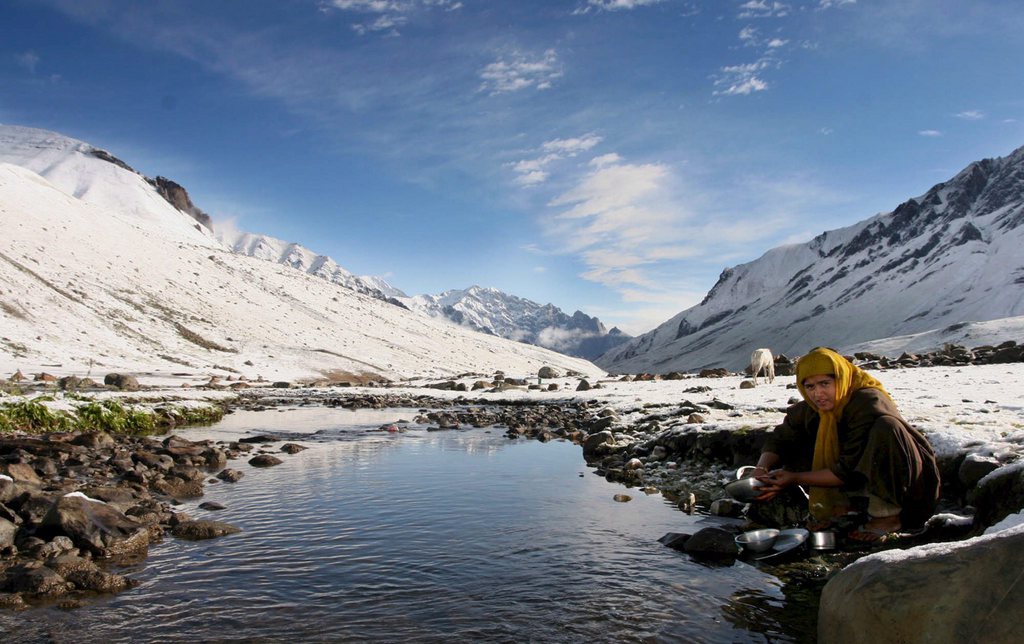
left=0, top=125, right=603, bottom=381
left=596, top=143, right=1024, bottom=373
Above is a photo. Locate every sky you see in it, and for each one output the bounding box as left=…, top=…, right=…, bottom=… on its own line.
left=2, top=0, right=1023, bottom=336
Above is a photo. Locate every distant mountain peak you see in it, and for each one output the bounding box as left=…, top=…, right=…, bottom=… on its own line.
left=598, top=143, right=1024, bottom=373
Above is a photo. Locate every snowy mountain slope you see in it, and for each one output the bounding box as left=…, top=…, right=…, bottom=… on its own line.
left=216, top=229, right=399, bottom=302
left=217, top=237, right=629, bottom=359
left=397, top=285, right=630, bottom=360
left=0, top=157, right=602, bottom=382
left=0, top=125, right=215, bottom=244
left=598, top=144, right=1024, bottom=373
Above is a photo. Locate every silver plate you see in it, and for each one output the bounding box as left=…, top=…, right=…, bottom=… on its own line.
left=754, top=528, right=809, bottom=560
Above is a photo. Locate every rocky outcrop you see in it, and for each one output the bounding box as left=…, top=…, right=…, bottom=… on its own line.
left=149, top=176, right=213, bottom=231
left=818, top=524, right=1024, bottom=643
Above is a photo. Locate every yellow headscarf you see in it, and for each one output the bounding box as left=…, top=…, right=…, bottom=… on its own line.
left=796, top=347, right=892, bottom=520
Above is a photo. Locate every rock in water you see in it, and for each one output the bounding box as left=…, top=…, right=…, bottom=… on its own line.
left=818, top=524, right=1024, bottom=642
left=171, top=520, right=241, bottom=540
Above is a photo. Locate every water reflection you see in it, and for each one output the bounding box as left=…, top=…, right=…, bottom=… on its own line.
left=0, top=407, right=820, bottom=643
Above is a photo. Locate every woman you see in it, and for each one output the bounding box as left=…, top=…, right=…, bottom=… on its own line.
left=751, top=347, right=941, bottom=541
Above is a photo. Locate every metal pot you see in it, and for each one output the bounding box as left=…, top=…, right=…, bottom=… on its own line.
left=809, top=531, right=836, bottom=550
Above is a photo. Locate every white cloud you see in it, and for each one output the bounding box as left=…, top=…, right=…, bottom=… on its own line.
left=818, top=0, right=856, bottom=9
left=918, top=129, right=943, bottom=137
left=955, top=110, right=985, bottom=120
left=16, top=51, right=40, bottom=73
left=514, top=170, right=550, bottom=186
left=766, top=38, right=788, bottom=48
left=589, top=153, right=622, bottom=167
left=542, top=134, right=602, bottom=155
left=323, top=0, right=461, bottom=35
left=714, top=76, right=768, bottom=96
left=576, top=0, right=669, bottom=13
left=479, top=49, right=562, bottom=95
left=819, top=127, right=834, bottom=135
left=738, top=1, right=791, bottom=19
left=507, top=133, right=602, bottom=186
left=713, top=56, right=776, bottom=96
left=539, top=157, right=702, bottom=298
left=739, top=26, right=759, bottom=42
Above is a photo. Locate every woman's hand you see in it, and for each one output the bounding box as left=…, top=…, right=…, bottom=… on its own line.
left=754, top=469, right=798, bottom=501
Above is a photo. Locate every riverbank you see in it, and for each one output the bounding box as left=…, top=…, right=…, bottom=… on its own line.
left=2, top=362, right=1024, bottom=624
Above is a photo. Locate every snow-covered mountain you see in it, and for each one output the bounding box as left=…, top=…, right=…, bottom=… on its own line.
left=216, top=229, right=403, bottom=304
left=388, top=285, right=629, bottom=360
left=217, top=232, right=629, bottom=360
left=598, top=144, right=1024, bottom=373
left=0, top=125, right=603, bottom=381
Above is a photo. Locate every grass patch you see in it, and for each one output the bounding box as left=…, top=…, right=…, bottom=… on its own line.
left=0, top=397, right=226, bottom=435
left=0, top=400, right=73, bottom=433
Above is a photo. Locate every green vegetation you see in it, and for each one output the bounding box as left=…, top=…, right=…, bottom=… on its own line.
left=0, top=396, right=225, bottom=435
left=0, top=399, right=73, bottom=433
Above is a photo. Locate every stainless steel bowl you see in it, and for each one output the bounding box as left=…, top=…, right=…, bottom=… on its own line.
left=810, top=531, right=836, bottom=550
left=724, top=476, right=765, bottom=502
left=736, top=528, right=780, bottom=553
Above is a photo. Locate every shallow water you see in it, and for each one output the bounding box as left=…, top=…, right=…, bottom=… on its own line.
left=3, top=407, right=818, bottom=643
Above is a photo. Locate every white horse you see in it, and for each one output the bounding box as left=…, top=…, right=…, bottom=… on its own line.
left=750, top=348, right=775, bottom=385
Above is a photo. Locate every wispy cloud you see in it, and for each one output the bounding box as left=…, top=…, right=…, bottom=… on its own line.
left=818, top=0, right=856, bottom=9
left=918, top=129, right=943, bottom=137
left=955, top=109, right=985, bottom=120
left=574, top=0, right=669, bottom=14
left=542, top=156, right=699, bottom=295
left=738, top=1, right=791, bottom=19
left=713, top=59, right=771, bottom=96
left=16, top=50, right=40, bottom=73
left=322, top=0, right=462, bottom=36
left=479, top=49, right=562, bottom=95
left=507, top=133, right=602, bottom=186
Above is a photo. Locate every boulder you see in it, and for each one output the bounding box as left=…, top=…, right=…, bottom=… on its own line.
left=683, top=527, right=739, bottom=557
left=538, top=366, right=561, bottom=379
left=217, top=468, right=245, bottom=483
left=103, top=373, right=140, bottom=391
left=970, top=463, right=1024, bottom=531
left=3, top=563, right=73, bottom=596
left=171, top=520, right=241, bottom=540
left=958, top=453, right=1001, bottom=489
left=3, top=463, right=42, bottom=486
left=37, top=494, right=151, bottom=557
left=576, top=379, right=591, bottom=391
left=818, top=524, right=1024, bottom=643
left=248, top=455, right=283, bottom=468
left=0, top=517, right=16, bottom=549
left=582, top=431, right=615, bottom=458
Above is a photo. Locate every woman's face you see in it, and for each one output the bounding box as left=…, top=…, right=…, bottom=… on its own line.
left=802, top=374, right=837, bottom=411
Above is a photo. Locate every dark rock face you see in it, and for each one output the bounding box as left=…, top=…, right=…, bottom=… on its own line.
left=149, top=176, right=214, bottom=231
left=818, top=525, right=1024, bottom=643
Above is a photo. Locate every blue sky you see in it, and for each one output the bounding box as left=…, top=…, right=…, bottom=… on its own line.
left=3, top=0, right=1023, bottom=335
